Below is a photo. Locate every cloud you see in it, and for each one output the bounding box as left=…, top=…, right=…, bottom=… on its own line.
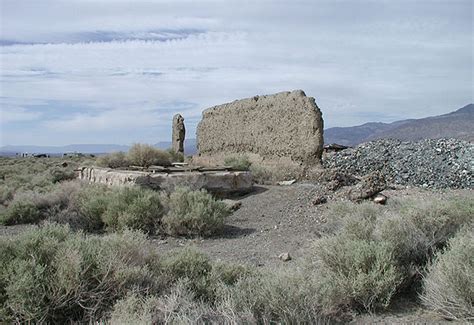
left=0, top=106, right=42, bottom=123
left=1, top=0, right=472, bottom=145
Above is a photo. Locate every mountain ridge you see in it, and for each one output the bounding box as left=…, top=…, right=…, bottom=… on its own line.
left=325, top=103, right=473, bottom=146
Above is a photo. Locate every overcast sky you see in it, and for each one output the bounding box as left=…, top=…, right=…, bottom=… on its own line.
left=0, top=0, right=472, bottom=146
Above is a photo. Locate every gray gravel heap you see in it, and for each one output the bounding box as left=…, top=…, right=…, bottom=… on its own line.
left=323, top=138, right=473, bottom=189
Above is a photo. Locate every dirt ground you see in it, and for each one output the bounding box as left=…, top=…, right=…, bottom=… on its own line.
left=1, top=183, right=469, bottom=323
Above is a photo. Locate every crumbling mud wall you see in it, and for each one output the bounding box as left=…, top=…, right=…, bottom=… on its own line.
left=196, top=90, right=324, bottom=165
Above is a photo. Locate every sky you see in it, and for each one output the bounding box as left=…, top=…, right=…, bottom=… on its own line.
left=0, top=0, right=472, bottom=146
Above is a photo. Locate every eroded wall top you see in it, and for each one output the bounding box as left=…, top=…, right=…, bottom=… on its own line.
left=196, top=90, right=324, bottom=164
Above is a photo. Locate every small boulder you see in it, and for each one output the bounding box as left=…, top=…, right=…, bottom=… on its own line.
left=278, top=179, right=296, bottom=186
left=343, top=171, right=386, bottom=202
left=222, top=199, right=242, bottom=211
left=373, top=193, right=388, bottom=205
left=312, top=194, right=327, bottom=205
left=278, top=252, right=292, bottom=262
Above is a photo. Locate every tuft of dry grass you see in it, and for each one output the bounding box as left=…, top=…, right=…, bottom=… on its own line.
left=421, top=227, right=473, bottom=321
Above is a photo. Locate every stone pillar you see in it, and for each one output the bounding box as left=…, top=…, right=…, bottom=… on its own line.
left=172, top=114, right=185, bottom=154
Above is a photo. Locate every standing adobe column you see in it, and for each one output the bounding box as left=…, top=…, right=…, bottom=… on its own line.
left=172, top=114, right=185, bottom=154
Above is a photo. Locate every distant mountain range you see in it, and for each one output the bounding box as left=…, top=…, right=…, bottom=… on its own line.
left=0, top=139, right=197, bottom=156
left=324, top=103, right=473, bottom=146
left=2, top=104, right=471, bottom=156
left=155, top=139, right=197, bottom=155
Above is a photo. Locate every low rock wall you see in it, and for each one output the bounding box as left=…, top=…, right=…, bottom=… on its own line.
left=77, top=167, right=253, bottom=197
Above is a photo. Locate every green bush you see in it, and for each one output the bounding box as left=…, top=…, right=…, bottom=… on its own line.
left=1, top=181, right=86, bottom=226
left=218, top=268, right=325, bottom=324
left=50, top=168, right=76, bottom=183
left=315, top=195, right=473, bottom=316
left=224, top=155, right=252, bottom=171
left=421, top=228, right=474, bottom=321
left=49, top=183, right=108, bottom=232
left=160, top=249, right=213, bottom=300
left=167, top=149, right=185, bottom=163
left=249, top=163, right=305, bottom=185
left=313, top=235, right=402, bottom=313
left=0, top=185, right=14, bottom=205
left=101, top=187, right=164, bottom=234
left=96, top=151, right=130, bottom=169
left=0, top=200, right=42, bottom=225
left=162, top=187, right=231, bottom=236
left=128, top=144, right=171, bottom=167
left=110, top=283, right=220, bottom=324
left=376, top=197, right=473, bottom=267
left=0, top=223, right=162, bottom=323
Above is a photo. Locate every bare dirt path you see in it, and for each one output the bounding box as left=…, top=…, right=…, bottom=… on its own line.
left=152, top=183, right=329, bottom=267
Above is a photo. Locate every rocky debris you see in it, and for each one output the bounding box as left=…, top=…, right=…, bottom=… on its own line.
left=278, top=252, right=292, bottom=262
left=312, top=194, right=327, bottom=205
left=339, top=171, right=386, bottom=202
left=278, top=179, right=297, bottom=186
left=222, top=199, right=242, bottom=211
left=324, top=170, right=359, bottom=191
left=196, top=90, right=324, bottom=165
left=172, top=114, right=185, bottom=154
left=323, top=138, right=473, bottom=189
left=373, top=193, right=388, bottom=205
left=323, top=143, right=350, bottom=153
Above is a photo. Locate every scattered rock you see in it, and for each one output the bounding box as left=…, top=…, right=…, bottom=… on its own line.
left=222, top=199, right=242, bottom=211
left=278, top=179, right=296, bottom=186
left=373, top=193, right=388, bottom=205
left=342, top=171, right=386, bottom=202
left=312, top=194, right=327, bottom=205
left=278, top=252, right=292, bottom=262
left=323, top=138, right=473, bottom=189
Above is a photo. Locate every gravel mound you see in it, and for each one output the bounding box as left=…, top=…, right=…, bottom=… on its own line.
left=323, top=138, right=473, bottom=189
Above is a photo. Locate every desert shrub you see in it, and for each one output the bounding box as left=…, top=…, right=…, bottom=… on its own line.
left=167, top=148, right=185, bottom=163
left=101, top=187, right=164, bottom=234
left=0, top=185, right=14, bottom=205
left=0, top=223, right=162, bottom=323
left=376, top=197, right=473, bottom=267
left=161, top=187, right=231, bottom=236
left=313, top=235, right=402, bottom=313
left=50, top=168, right=76, bottom=183
left=218, top=268, right=325, bottom=324
left=0, top=181, right=85, bottom=226
left=109, top=293, right=160, bottom=325
left=210, top=262, right=252, bottom=286
left=421, top=228, right=474, bottom=321
left=0, top=156, right=94, bottom=205
left=0, top=201, right=42, bottom=225
left=250, top=163, right=305, bottom=184
left=249, top=164, right=274, bottom=184
left=110, top=282, right=223, bottom=324
left=224, top=155, right=252, bottom=171
left=49, top=183, right=108, bottom=232
left=160, top=248, right=213, bottom=300
left=128, top=144, right=171, bottom=167
left=315, top=195, right=473, bottom=315
left=96, top=151, right=130, bottom=169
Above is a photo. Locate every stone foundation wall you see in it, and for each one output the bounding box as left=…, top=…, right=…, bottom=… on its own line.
left=77, top=167, right=253, bottom=197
